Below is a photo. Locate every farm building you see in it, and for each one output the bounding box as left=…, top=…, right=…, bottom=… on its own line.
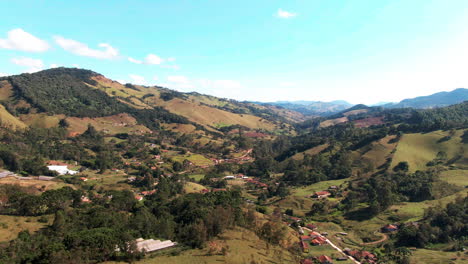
left=134, top=238, right=177, bottom=253
left=47, top=165, right=78, bottom=175
left=318, top=255, right=333, bottom=264
left=382, top=224, right=398, bottom=232
left=313, top=191, right=331, bottom=198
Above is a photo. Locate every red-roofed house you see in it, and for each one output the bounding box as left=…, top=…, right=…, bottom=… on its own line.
left=141, top=190, right=156, bottom=196
left=300, top=235, right=311, bottom=241
left=313, top=191, right=331, bottom=198
left=306, top=223, right=317, bottom=230
left=318, top=255, right=333, bottom=264
left=382, top=224, right=398, bottom=232
left=300, top=241, right=309, bottom=252
left=300, top=259, right=313, bottom=264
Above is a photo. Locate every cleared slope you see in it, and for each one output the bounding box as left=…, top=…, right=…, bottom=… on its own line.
left=391, top=130, right=467, bottom=172
left=0, top=105, right=27, bottom=129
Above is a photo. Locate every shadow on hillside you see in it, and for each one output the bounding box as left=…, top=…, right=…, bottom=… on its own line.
left=344, top=207, right=375, bottom=221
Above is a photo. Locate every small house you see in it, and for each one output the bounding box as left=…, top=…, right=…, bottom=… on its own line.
left=300, top=241, right=309, bottom=253
left=382, top=224, right=398, bottom=233
left=313, top=191, right=331, bottom=198
left=318, top=255, right=333, bottom=264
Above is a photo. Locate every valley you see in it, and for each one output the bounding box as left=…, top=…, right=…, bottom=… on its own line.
left=0, top=69, right=466, bottom=264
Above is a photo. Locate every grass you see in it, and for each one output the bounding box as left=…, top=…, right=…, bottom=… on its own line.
left=274, top=196, right=314, bottom=217
left=0, top=104, right=27, bottom=129
left=80, top=171, right=132, bottom=190
left=171, top=154, right=213, bottom=167
left=359, top=135, right=397, bottom=169
left=391, top=130, right=466, bottom=172
left=105, top=227, right=296, bottom=264
left=439, top=169, right=468, bottom=187
left=291, top=178, right=349, bottom=197
left=0, top=176, right=70, bottom=194
left=153, top=98, right=279, bottom=131
left=0, top=215, right=51, bottom=242
left=184, top=182, right=206, bottom=193
left=410, top=249, right=467, bottom=264
left=187, top=174, right=205, bottom=181
left=291, top=144, right=329, bottom=160
left=19, top=113, right=63, bottom=128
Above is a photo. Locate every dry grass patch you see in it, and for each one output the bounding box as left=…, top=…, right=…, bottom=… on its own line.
left=0, top=215, right=50, bottom=242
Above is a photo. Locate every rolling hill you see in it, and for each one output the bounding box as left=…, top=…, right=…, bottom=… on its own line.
left=257, top=100, right=353, bottom=116
left=0, top=68, right=303, bottom=135
left=383, top=88, right=468, bottom=109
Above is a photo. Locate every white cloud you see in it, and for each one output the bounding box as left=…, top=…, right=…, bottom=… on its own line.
left=153, top=76, right=158, bottom=81
left=72, top=64, right=80, bottom=68
left=129, top=74, right=147, bottom=85
left=0, top=72, right=9, bottom=77
left=144, top=54, right=163, bottom=65
left=277, top=8, right=297, bottom=19
left=128, top=57, right=142, bottom=64
left=0, top=28, right=50, bottom=52
left=50, top=63, right=60, bottom=68
left=54, top=36, right=119, bottom=59
left=161, top=65, right=180, bottom=70
left=167, top=57, right=176, bottom=62
left=11, top=57, right=44, bottom=73
left=128, top=54, right=172, bottom=65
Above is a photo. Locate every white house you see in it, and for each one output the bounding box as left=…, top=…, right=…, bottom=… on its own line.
left=47, top=165, right=78, bottom=175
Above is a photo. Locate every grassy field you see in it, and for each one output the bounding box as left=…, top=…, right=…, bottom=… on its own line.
left=359, top=135, right=397, bottom=169
left=439, top=169, right=468, bottom=187
left=319, top=117, right=348, bottom=128
left=291, top=178, right=349, bottom=197
left=0, top=176, right=70, bottom=193
left=410, top=249, right=467, bottom=264
left=66, top=113, right=151, bottom=135
left=0, top=104, right=27, bottom=129
left=184, top=182, right=206, bottom=193
left=19, top=113, right=63, bottom=128
left=274, top=196, right=314, bottom=217
left=172, top=154, right=213, bottom=167
left=187, top=174, right=205, bottom=181
left=154, top=98, right=279, bottom=131
left=80, top=171, right=132, bottom=190
left=291, top=144, right=330, bottom=160
left=106, top=228, right=296, bottom=264
left=0, top=215, right=51, bottom=242
left=391, top=130, right=467, bottom=172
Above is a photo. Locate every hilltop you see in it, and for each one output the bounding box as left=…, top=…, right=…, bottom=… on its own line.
left=383, top=88, right=468, bottom=109
left=0, top=68, right=303, bottom=135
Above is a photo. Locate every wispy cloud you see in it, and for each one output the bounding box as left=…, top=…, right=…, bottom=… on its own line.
left=128, top=53, right=166, bottom=65
left=161, top=65, right=180, bottom=70
left=277, top=8, right=297, bottom=19
left=128, top=57, right=142, bottom=64
left=11, top=57, right=44, bottom=73
left=54, top=36, right=119, bottom=59
left=0, top=28, right=50, bottom=52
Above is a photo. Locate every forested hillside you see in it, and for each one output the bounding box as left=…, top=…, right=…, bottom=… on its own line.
left=0, top=68, right=466, bottom=264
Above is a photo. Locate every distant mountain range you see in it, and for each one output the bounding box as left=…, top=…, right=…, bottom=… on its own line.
left=255, top=100, right=353, bottom=117
left=258, top=88, right=468, bottom=116
left=382, top=88, right=468, bottom=109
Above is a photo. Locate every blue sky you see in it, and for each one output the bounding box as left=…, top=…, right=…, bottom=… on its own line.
left=1, top=0, right=468, bottom=104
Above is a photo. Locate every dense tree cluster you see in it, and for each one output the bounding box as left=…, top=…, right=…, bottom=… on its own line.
left=0, top=182, right=258, bottom=263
